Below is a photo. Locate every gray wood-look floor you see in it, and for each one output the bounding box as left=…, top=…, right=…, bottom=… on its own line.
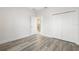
left=0, top=34, right=79, bottom=51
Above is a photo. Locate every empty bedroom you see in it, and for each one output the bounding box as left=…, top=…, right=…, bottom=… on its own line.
left=0, top=7, right=79, bottom=51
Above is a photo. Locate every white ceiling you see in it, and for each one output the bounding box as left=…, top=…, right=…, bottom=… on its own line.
left=28, top=7, right=78, bottom=16
left=28, top=7, right=47, bottom=11
left=30, top=7, right=44, bottom=10
left=28, top=7, right=48, bottom=16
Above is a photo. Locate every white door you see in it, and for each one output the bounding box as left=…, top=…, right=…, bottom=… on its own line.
left=30, top=16, right=37, bottom=34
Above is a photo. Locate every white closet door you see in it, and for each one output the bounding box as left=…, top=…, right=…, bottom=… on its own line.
left=51, top=15, right=63, bottom=39
left=61, top=11, right=79, bottom=43
left=52, top=10, right=79, bottom=44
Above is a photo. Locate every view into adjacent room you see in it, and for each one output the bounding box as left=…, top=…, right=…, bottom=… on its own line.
left=0, top=7, right=79, bottom=51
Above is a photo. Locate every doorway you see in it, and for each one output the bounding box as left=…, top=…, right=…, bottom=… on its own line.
left=36, top=16, right=41, bottom=33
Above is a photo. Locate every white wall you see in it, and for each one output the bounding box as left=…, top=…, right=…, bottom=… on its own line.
left=0, top=7, right=34, bottom=44
left=39, top=7, right=79, bottom=44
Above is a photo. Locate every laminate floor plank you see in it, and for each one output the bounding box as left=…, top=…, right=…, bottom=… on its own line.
left=0, top=34, right=79, bottom=51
